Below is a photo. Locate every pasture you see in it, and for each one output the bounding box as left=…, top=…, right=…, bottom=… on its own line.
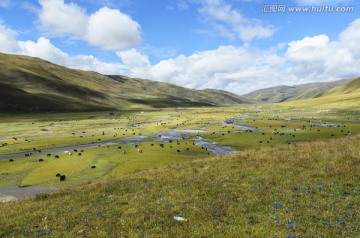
left=0, top=103, right=359, bottom=237
left=0, top=104, right=359, bottom=188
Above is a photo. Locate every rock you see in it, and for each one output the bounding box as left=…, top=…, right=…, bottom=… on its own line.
left=173, top=216, right=187, bottom=222
left=77, top=229, right=86, bottom=235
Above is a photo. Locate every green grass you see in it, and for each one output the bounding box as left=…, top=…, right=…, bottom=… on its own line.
left=0, top=105, right=359, bottom=188
left=0, top=140, right=211, bottom=188
left=0, top=101, right=359, bottom=237
left=0, top=135, right=359, bottom=237
left=243, top=78, right=353, bottom=103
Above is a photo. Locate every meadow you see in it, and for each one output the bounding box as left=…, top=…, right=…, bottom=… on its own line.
left=0, top=104, right=359, bottom=188
left=0, top=103, right=359, bottom=237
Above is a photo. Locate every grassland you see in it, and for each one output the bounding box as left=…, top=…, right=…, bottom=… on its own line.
left=0, top=134, right=359, bottom=237
left=0, top=100, right=359, bottom=237
left=0, top=104, right=359, bottom=188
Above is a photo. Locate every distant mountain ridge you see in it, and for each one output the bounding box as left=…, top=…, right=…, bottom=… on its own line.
left=0, top=52, right=250, bottom=113
left=244, top=78, right=353, bottom=103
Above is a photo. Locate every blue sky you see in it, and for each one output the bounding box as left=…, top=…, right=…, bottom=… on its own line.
left=0, top=0, right=359, bottom=94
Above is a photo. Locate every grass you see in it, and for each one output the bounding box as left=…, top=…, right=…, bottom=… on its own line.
left=0, top=135, right=359, bottom=237
left=0, top=140, right=211, bottom=188
left=0, top=103, right=359, bottom=237
left=0, top=105, right=359, bottom=188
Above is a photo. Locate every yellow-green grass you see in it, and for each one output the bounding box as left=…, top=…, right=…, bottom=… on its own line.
left=0, top=135, right=359, bottom=237
left=0, top=107, right=245, bottom=154
left=0, top=140, right=210, bottom=188
left=202, top=125, right=354, bottom=150
left=1, top=105, right=358, bottom=188
left=281, top=91, right=360, bottom=111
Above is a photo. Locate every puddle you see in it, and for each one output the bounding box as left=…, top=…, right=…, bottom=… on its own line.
left=0, top=186, right=58, bottom=202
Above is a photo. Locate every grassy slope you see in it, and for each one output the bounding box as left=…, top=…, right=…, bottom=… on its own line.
left=321, top=77, right=360, bottom=96
left=0, top=53, right=249, bottom=113
left=244, top=78, right=353, bottom=103
left=0, top=135, right=359, bottom=237
left=281, top=77, right=360, bottom=111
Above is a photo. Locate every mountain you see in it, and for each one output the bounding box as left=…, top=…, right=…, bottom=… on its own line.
left=281, top=77, right=360, bottom=110
left=0, top=53, right=250, bottom=113
left=243, top=78, right=353, bottom=103
left=321, top=77, right=360, bottom=96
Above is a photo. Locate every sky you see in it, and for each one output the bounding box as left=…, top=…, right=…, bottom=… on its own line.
left=0, top=0, right=360, bottom=95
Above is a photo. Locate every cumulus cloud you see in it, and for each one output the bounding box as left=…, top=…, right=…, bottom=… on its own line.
left=117, top=46, right=286, bottom=94
left=339, top=18, right=360, bottom=57
left=85, top=7, right=141, bottom=50
left=285, top=19, right=360, bottom=82
left=0, top=21, right=19, bottom=52
left=18, top=37, right=69, bottom=63
left=0, top=22, right=125, bottom=75
left=38, top=0, right=88, bottom=37
left=196, top=0, right=274, bottom=42
left=38, top=0, right=141, bottom=50
left=116, top=18, right=360, bottom=94
left=116, top=48, right=151, bottom=71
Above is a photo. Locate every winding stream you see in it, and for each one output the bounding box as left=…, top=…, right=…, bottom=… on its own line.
left=193, top=136, right=238, bottom=156
left=0, top=128, right=239, bottom=161
left=223, top=118, right=260, bottom=132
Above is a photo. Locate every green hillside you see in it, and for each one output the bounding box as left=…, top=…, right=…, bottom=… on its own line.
left=321, top=77, right=360, bottom=96
left=0, top=53, right=249, bottom=113
left=281, top=77, right=360, bottom=110
left=244, top=78, right=352, bottom=103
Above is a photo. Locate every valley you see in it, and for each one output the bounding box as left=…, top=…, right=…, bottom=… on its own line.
left=1, top=104, right=358, bottom=190
left=0, top=103, right=359, bottom=237
left=0, top=54, right=359, bottom=237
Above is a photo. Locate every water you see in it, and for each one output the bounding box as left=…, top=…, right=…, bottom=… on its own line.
left=0, top=136, right=149, bottom=161
left=223, top=118, right=260, bottom=132
left=320, top=123, right=341, bottom=127
left=0, top=128, right=240, bottom=160
left=193, top=136, right=238, bottom=156
left=157, top=129, right=208, bottom=142
left=0, top=186, right=58, bottom=201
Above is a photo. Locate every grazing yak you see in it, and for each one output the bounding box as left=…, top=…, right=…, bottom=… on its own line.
left=60, top=175, right=66, bottom=182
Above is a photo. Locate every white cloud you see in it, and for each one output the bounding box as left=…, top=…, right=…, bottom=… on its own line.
left=339, top=18, right=360, bottom=57
left=38, top=0, right=141, bottom=50
left=0, top=21, right=19, bottom=52
left=286, top=34, right=331, bottom=62
left=117, top=46, right=286, bottom=94
left=116, top=48, right=151, bottom=69
left=0, top=22, right=125, bottom=75
left=196, top=0, right=274, bottom=42
left=86, top=7, right=141, bottom=50
left=18, top=37, right=69, bottom=63
left=38, top=0, right=88, bottom=37
left=116, top=18, right=360, bottom=94
left=285, top=19, right=360, bottom=82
